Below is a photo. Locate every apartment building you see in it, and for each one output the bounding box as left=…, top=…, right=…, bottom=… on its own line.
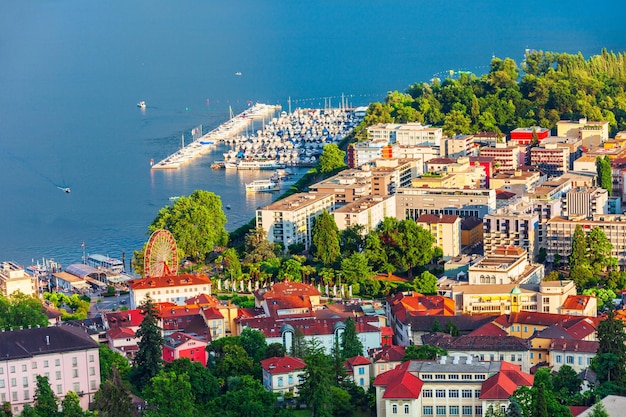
left=479, top=144, right=522, bottom=171
left=332, top=195, right=396, bottom=234
left=489, top=169, right=544, bottom=194
left=127, top=273, right=212, bottom=309
left=440, top=135, right=479, bottom=158
left=467, top=247, right=543, bottom=286
left=528, top=177, right=571, bottom=249
left=373, top=356, right=533, bottom=417
left=0, top=326, right=100, bottom=414
left=562, top=186, right=608, bottom=218
left=483, top=200, right=540, bottom=259
left=367, top=123, right=443, bottom=147
left=308, top=169, right=372, bottom=204
left=541, top=136, right=583, bottom=170
left=260, top=356, right=307, bottom=397
left=509, top=126, right=550, bottom=146
left=530, top=143, right=570, bottom=177
left=256, top=192, right=335, bottom=251
left=556, top=118, right=609, bottom=148
left=416, top=214, right=461, bottom=259
left=546, top=214, right=626, bottom=267
left=347, top=140, right=390, bottom=168
left=395, top=187, right=496, bottom=220
left=0, top=262, right=36, bottom=297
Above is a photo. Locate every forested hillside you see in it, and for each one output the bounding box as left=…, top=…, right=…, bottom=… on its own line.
left=357, top=49, right=626, bottom=138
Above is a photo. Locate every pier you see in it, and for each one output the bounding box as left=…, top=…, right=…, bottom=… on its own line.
left=151, top=103, right=281, bottom=170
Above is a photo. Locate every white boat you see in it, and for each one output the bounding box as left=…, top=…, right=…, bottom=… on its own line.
left=137, top=101, right=146, bottom=108
left=245, top=179, right=280, bottom=192
left=237, top=160, right=286, bottom=170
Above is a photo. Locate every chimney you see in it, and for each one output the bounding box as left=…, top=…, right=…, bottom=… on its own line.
left=45, top=336, right=50, bottom=345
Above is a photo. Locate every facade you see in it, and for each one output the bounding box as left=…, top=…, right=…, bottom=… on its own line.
left=367, top=123, right=443, bottom=147
left=162, top=332, right=208, bottom=366
left=467, top=247, right=542, bottom=286
left=556, top=118, right=609, bottom=148
left=0, top=262, right=36, bottom=297
left=369, top=345, right=406, bottom=378
left=546, top=215, right=626, bottom=267
left=347, top=140, right=390, bottom=168
left=489, top=169, right=544, bottom=194
left=256, top=192, right=335, bottom=251
left=260, top=356, right=306, bottom=396
left=479, top=144, right=522, bottom=171
left=373, top=357, right=533, bottom=417
left=345, top=356, right=372, bottom=389
left=509, top=127, right=550, bottom=146
left=395, top=187, right=496, bottom=220
left=0, top=326, right=100, bottom=414
left=530, top=143, right=570, bottom=177
left=127, top=273, right=212, bottom=309
left=562, top=186, right=608, bottom=218
left=332, top=195, right=396, bottom=234
left=528, top=177, right=571, bottom=249
left=309, top=169, right=372, bottom=204
left=482, top=200, right=540, bottom=259
left=416, top=214, right=461, bottom=259
left=440, top=135, right=479, bottom=158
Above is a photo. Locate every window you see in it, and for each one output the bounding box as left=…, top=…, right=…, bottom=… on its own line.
left=288, top=376, right=293, bottom=385
left=359, top=378, right=364, bottom=386
left=422, top=374, right=433, bottom=380
left=23, top=390, right=29, bottom=401
left=450, top=406, right=459, bottom=415
left=449, top=389, right=459, bottom=398
left=55, top=359, right=60, bottom=366
left=555, top=355, right=562, bottom=364
left=392, top=404, right=397, bottom=414
left=463, top=406, right=473, bottom=415
left=0, top=380, right=4, bottom=388
left=405, top=405, right=410, bottom=414
left=436, top=389, right=446, bottom=398
left=9, top=367, right=14, bottom=374
left=435, top=374, right=446, bottom=380
left=475, top=374, right=485, bottom=380
left=566, top=356, right=574, bottom=364
left=22, top=377, right=28, bottom=388
left=278, top=377, right=283, bottom=387
left=44, top=360, right=49, bottom=368
left=73, top=382, right=80, bottom=392
left=90, top=380, right=97, bottom=390
left=423, top=406, right=433, bottom=415
left=530, top=352, right=534, bottom=359
left=511, top=354, right=516, bottom=361
left=358, top=367, right=365, bottom=375
left=578, top=357, right=583, bottom=366
left=55, top=371, right=61, bottom=380
left=423, top=390, right=433, bottom=398
left=89, top=367, right=95, bottom=376
left=462, top=390, right=472, bottom=398
left=0, top=368, right=3, bottom=375
left=449, top=374, right=459, bottom=380
left=436, top=406, right=447, bottom=415
left=462, top=374, right=472, bottom=380
left=518, top=354, right=522, bottom=362
left=474, top=389, right=481, bottom=398
left=10, top=379, right=16, bottom=388
left=89, top=355, right=94, bottom=363
left=31, top=362, right=37, bottom=370
left=524, top=326, right=528, bottom=332
left=11, top=392, right=17, bottom=402
left=72, top=369, right=78, bottom=378
left=56, top=385, right=62, bottom=395
left=476, top=406, right=483, bottom=415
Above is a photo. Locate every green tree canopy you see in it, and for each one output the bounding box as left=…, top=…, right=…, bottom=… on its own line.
left=130, top=296, right=164, bottom=391
left=143, top=371, right=197, bottom=417
left=341, top=317, right=364, bottom=359
left=311, top=210, right=341, bottom=267
left=33, top=375, right=59, bottom=417
left=0, top=292, right=48, bottom=329
left=93, top=366, right=135, bottom=417
left=317, top=143, right=346, bottom=174
left=403, top=344, right=447, bottom=361
left=163, top=358, right=219, bottom=407
left=414, top=270, right=439, bottom=295
left=596, top=156, right=612, bottom=196
left=240, top=328, right=268, bottom=363
left=243, top=227, right=276, bottom=264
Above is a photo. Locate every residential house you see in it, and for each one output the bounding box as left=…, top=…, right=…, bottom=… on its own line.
left=0, top=261, right=36, bottom=297
left=127, top=273, right=212, bottom=309
left=260, top=356, right=307, bottom=397
left=345, top=356, right=372, bottom=389
left=162, top=332, right=209, bottom=366
left=368, top=345, right=406, bottom=378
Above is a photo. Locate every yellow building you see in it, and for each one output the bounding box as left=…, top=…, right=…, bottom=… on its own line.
left=416, top=214, right=461, bottom=259
left=0, top=261, right=37, bottom=297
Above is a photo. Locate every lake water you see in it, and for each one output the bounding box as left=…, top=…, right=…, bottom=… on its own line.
left=0, top=0, right=623, bottom=268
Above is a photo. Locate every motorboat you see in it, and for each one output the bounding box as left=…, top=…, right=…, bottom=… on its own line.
left=137, top=101, right=146, bottom=108
left=245, top=179, right=280, bottom=193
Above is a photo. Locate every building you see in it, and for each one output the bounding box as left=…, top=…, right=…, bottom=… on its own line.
left=483, top=199, right=540, bottom=259
left=260, top=356, right=307, bottom=397
left=528, top=177, right=572, bottom=250
left=562, top=186, right=608, bottom=218
left=332, top=195, right=396, bottom=234
left=256, top=192, right=335, bottom=251
left=127, top=273, right=212, bottom=309
left=541, top=136, right=583, bottom=170
left=373, top=356, right=533, bottom=417
left=395, top=187, right=496, bottom=220
left=367, top=123, right=443, bottom=147
left=416, top=214, right=461, bottom=259
left=546, top=215, right=626, bottom=267
left=530, top=143, right=570, bottom=177
left=489, top=169, right=544, bottom=194
left=480, top=144, right=522, bottom=171
left=347, top=140, right=390, bottom=168
left=509, top=126, right=550, bottom=146
left=461, top=217, right=484, bottom=247
left=345, top=356, right=372, bottom=389
left=440, top=135, right=479, bottom=158
left=162, top=332, right=209, bottom=366
left=556, top=118, right=609, bottom=148
left=368, top=345, right=406, bottom=378
left=467, top=247, right=543, bottom=286
left=308, top=169, right=372, bottom=204
left=0, top=262, right=36, bottom=297
left=0, top=326, right=100, bottom=414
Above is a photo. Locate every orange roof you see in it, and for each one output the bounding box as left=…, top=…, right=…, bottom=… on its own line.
left=257, top=281, right=321, bottom=299
left=105, top=309, right=144, bottom=328
left=561, top=295, right=591, bottom=311
left=107, top=327, right=136, bottom=339
left=346, top=355, right=371, bottom=367
left=201, top=307, right=224, bottom=320
left=260, top=356, right=306, bottom=375
left=387, top=292, right=455, bottom=323
left=185, top=293, right=223, bottom=308
left=370, top=345, right=406, bottom=363
left=467, top=322, right=508, bottom=337
left=157, top=303, right=202, bottom=318
left=128, top=273, right=211, bottom=290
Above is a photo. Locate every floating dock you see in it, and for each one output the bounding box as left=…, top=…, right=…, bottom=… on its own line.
left=151, top=103, right=281, bottom=170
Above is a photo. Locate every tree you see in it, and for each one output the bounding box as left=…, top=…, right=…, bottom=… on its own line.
left=214, top=344, right=254, bottom=379
left=208, top=375, right=288, bottom=417
left=587, top=227, right=614, bottom=273
left=299, top=340, right=334, bottom=417
left=442, top=109, right=472, bottom=136
left=130, top=296, right=164, bottom=391
left=403, top=344, right=447, bottom=361
left=536, top=247, right=547, bottom=263
left=583, top=288, right=617, bottom=310
left=278, top=258, right=302, bottom=282
left=240, top=328, right=268, bottom=363
left=588, top=402, right=609, bottom=417
left=533, top=383, right=549, bottom=417
left=552, top=365, right=582, bottom=400
left=445, top=320, right=460, bottom=336
left=596, top=156, right=612, bottom=196
left=506, top=399, right=524, bottom=417
left=414, top=270, right=438, bottom=295
left=341, top=317, right=364, bottom=359
left=222, top=247, right=242, bottom=280
left=99, top=344, right=131, bottom=382
left=430, top=318, right=442, bottom=333
left=265, top=343, right=286, bottom=359
left=291, top=327, right=307, bottom=358
left=143, top=371, right=197, bottom=417
left=311, top=210, right=341, bottom=266
left=593, top=309, right=626, bottom=386
left=340, top=224, right=365, bottom=256
left=93, top=366, right=135, bottom=417
left=163, top=358, right=219, bottom=407
left=0, top=292, right=48, bottom=329
left=60, top=391, right=86, bottom=417
left=341, top=252, right=373, bottom=284
left=33, top=375, right=59, bottom=417
left=485, top=405, right=506, bottom=417
left=375, top=218, right=434, bottom=279
left=145, top=190, right=228, bottom=262
left=243, top=227, right=276, bottom=264
left=569, top=225, right=588, bottom=270
left=317, top=143, right=346, bottom=174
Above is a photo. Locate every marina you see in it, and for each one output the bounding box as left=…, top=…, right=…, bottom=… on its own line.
left=151, top=103, right=281, bottom=170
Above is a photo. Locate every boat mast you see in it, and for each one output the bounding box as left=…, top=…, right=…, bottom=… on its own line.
left=181, top=134, right=185, bottom=149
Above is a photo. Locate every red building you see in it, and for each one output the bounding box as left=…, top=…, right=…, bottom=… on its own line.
left=162, top=331, right=209, bottom=366
left=509, top=126, right=550, bottom=146
left=469, top=156, right=494, bottom=187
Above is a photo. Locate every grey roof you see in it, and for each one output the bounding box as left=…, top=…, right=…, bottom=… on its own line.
left=407, top=315, right=499, bottom=333
left=423, top=333, right=531, bottom=351
left=65, top=264, right=106, bottom=280
left=0, top=326, right=99, bottom=360
left=407, top=357, right=502, bottom=374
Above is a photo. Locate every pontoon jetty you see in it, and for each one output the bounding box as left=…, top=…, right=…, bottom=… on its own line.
left=151, top=103, right=280, bottom=170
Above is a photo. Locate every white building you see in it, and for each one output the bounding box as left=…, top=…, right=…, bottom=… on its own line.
left=0, top=261, right=36, bottom=297
left=367, top=123, right=443, bottom=147
left=260, top=356, right=307, bottom=397
left=127, top=273, right=212, bottom=309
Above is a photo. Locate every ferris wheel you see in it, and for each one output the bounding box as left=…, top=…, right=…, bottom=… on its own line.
left=144, top=229, right=178, bottom=277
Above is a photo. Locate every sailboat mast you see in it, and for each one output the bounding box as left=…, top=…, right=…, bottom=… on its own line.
left=182, top=134, right=184, bottom=149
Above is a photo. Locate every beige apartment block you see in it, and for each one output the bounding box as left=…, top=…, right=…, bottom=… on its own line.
left=479, top=144, right=522, bottom=171
left=332, top=195, right=396, bottom=234
left=396, top=187, right=496, bottom=220
left=0, top=261, right=36, bottom=297
left=256, top=192, right=335, bottom=251
left=367, top=122, right=443, bottom=147
left=562, top=186, right=608, bottom=218
left=416, top=214, right=461, bottom=259
left=530, top=143, right=570, bottom=176
left=483, top=200, right=540, bottom=259
left=556, top=118, right=609, bottom=148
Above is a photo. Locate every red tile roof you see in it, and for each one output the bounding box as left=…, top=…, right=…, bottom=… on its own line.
left=561, top=295, right=592, bottom=311
left=157, top=303, right=202, bottom=318
left=387, top=292, right=455, bottom=323
left=241, top=316, right=381, bottom=338
left=549, top=339, right=599, bottom=354
left=346, top=355, right=371, bottom=367
left=128, top=273, right=211, bottom=290
left=201, top=307, right=224, bottom=320
left=256, top=281, right=321, bottom=300
left=479, top=362, right=533, bottom=400
left=416, top=214, right=460, bottom=224
left=260, top=356, right=307, bottom=375
left=374, top=362, right=423, bottom=399
left=369, top=345, right=406, bottom=363
left=107, top=327, right=136, bottom=339
left=495, top=312, right=591, bottom=328
left=467, top=322, right=509, bottom=337
left=105, top=310, right=144, bottom=328
left=163, top=331, right=208, bottom=348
